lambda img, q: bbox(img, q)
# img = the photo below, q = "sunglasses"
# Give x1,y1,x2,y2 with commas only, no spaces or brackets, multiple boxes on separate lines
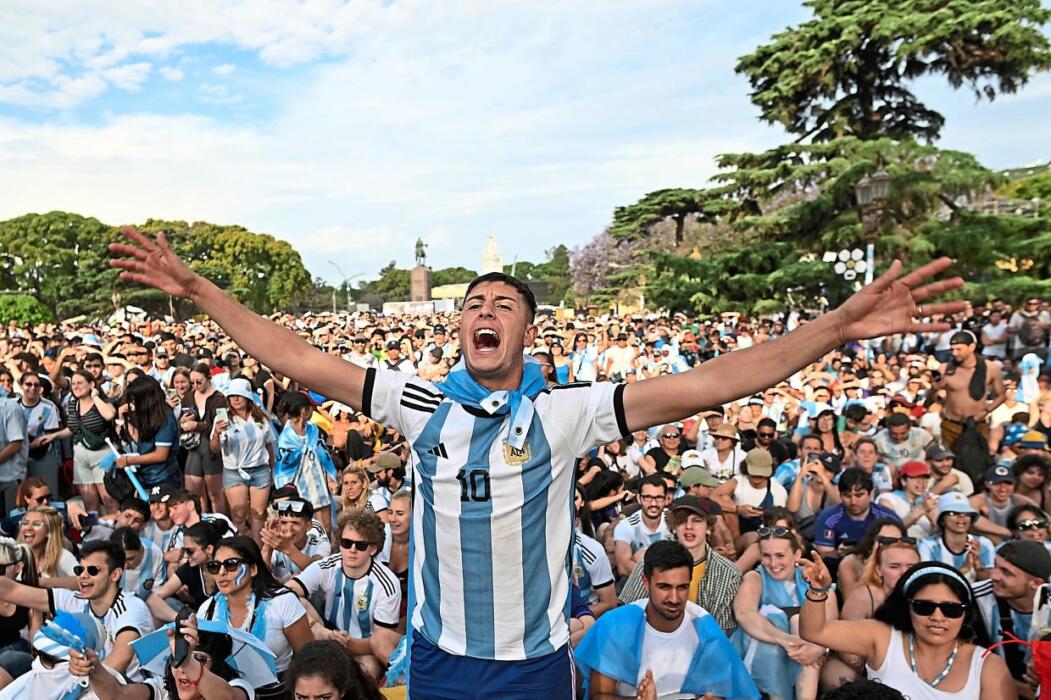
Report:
758,432,775,439
876,535,918,547
909,599,966,619
36,650,64,669
205,557,246,574
21,382,41,389
1015,518,1049,531
757,526,793,539
661,433,681,439
30,493,52,504
340,538,371,551
73,565,105,576
276,500,308,514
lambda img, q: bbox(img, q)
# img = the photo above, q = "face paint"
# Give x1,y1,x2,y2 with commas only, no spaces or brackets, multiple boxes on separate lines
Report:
234,564,248,587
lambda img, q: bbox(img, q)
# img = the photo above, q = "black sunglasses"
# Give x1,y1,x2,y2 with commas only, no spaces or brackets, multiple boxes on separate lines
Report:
205,557,246,574
36,650,64,669
1015,518,1049,532
73,565,104,576
876,535,918,547
340,538,371,551
909,599,966,619
757,432,776,439
757,526,793,539
32,493,52,503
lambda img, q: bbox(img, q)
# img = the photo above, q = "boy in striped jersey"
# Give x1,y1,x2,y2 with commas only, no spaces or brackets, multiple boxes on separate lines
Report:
262,496,331,582
114,228,965,698
288,508,400,679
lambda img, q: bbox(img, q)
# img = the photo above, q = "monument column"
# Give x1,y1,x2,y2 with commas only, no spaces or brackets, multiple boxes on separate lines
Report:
411,237,432,302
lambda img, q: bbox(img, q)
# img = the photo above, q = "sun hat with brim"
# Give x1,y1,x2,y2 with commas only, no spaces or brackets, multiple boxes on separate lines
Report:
937,492,977,520
709,424,739,441
224,377,256,402
679,467,720,489
103,356,132,369
743,449,773,478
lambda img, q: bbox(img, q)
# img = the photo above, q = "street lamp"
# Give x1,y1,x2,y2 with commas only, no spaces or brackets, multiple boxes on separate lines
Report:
327,261,362,312
854,167,892,284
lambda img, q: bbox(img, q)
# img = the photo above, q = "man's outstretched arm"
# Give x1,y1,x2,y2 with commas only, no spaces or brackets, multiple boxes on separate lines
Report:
110,228,367,411
621,258,965,433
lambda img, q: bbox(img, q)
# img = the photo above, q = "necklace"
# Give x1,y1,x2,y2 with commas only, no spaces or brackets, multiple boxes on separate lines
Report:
908,633,959,688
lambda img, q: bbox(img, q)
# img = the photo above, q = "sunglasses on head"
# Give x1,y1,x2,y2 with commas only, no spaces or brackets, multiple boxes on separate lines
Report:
909,599,966,619
876,535,918,547
73,565,104,577
340,538,371,551
205,557,246,574
276,500,307,514
1016,518,1049,531
757,526,793,539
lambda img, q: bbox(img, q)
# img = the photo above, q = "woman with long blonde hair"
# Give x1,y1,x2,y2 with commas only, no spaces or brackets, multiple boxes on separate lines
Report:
18,507,76,578
339,465,371,513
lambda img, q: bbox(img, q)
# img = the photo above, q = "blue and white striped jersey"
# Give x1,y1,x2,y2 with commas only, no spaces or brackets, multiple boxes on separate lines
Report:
918,534,996,581
365,368,625,660
121,539,165,600
292,554,400,639
20,397,59,440
613,510,670,554
573,531,614,606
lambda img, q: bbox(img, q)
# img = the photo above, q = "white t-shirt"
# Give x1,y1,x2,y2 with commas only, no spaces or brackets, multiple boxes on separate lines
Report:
699,446,745,482
733,477,788,509
982,320,1009,358
216,415,274,471
48,587,154,680
615,600,702,699
292,555,401,639
197,589,306,672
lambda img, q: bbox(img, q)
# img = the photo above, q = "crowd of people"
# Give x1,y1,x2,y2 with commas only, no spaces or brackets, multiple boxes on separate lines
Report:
1,238,1051,699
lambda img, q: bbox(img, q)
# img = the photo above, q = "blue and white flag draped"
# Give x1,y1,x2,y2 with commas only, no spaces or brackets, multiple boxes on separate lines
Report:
131,619,278,689
275,421,336,508
574,602,760,700
435,354,547,450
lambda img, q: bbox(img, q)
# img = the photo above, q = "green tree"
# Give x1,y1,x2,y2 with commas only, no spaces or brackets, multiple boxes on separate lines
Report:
357,261,411,303
0,294,53,325
431,266,478,287
736,0,1051,142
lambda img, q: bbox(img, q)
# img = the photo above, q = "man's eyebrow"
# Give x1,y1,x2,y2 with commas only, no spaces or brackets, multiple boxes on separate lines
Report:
465,294,518,304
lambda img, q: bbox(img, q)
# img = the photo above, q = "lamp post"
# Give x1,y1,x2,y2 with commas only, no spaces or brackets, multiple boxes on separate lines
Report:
854,167,892,284
327,261,362,312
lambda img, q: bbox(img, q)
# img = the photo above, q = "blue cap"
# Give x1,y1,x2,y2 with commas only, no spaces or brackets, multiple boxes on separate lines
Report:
937,491,977,519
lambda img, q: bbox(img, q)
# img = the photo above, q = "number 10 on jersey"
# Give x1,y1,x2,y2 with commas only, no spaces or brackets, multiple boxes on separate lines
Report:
457,469,491,502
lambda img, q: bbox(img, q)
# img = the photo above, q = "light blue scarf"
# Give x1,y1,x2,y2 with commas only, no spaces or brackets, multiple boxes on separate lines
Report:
212,589,270,643
435,354,547,449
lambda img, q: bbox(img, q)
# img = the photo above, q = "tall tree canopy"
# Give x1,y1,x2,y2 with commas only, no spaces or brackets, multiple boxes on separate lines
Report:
736,0,1051,142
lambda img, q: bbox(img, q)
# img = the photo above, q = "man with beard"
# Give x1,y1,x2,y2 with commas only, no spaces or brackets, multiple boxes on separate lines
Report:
111,228,962,698
613,474,669,577
576,540,758,699
935,330,1006,450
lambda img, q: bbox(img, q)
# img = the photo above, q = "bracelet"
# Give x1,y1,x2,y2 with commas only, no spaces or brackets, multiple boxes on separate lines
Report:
805,590,829,602
808,582,833,594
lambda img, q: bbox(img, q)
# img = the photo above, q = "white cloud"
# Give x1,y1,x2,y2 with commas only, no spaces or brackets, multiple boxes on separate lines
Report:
212,63,235,76
198,83,242,104
101,61,152,91
159,66,183,81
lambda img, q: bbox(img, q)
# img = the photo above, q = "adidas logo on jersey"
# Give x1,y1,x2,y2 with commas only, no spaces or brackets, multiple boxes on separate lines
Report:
426,443,449,459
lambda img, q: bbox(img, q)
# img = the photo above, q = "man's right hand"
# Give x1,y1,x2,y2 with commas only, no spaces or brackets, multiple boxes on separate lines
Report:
636,670,657,700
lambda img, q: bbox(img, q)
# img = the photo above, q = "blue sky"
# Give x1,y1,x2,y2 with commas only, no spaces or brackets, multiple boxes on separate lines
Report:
1,1,1048,285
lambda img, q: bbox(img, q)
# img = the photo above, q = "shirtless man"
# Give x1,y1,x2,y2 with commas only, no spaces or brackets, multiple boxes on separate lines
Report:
936,330,1006,450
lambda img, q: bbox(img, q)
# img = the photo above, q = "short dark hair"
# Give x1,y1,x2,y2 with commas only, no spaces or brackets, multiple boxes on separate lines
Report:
822,680,905,700
80,540,126,571
285,641,383,700
838,467,874,494
757,417,777,431
464,272,538,320
886,412,911,428
168,489,201,512
642,540,692,579
800,433,824,450
119,498,150,523
638,473,667,493
109,526,142,552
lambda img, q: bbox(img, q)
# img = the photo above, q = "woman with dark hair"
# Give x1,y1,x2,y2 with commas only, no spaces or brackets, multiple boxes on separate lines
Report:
182,364,228,516
274,393,337,528
118,375,182,489
148,520,226,622
813,408,845,458
285,640,384,700
570,333,597,382
1012,455,1051,512
48,370,117,513
800,559,1015,699
584,470,626,533
571,486,615,618
837,518,908,599
1005,503,1051,554
549,338,573,384
196,536,312,675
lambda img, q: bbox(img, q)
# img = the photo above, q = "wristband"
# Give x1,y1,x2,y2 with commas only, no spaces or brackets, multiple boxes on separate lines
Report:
808,582,833,594
805,590,829,602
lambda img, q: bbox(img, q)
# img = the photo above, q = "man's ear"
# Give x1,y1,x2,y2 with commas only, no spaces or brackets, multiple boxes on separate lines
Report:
522,323,538,348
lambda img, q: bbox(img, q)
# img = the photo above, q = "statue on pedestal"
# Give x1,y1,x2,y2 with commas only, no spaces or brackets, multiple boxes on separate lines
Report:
415,238,427,268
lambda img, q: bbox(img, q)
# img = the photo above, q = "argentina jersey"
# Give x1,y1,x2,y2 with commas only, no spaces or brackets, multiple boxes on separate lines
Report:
918,534,996,580
292,554,400,639
364,368,626,660
613,510,670,554
573,531,614,605
121,539,165,600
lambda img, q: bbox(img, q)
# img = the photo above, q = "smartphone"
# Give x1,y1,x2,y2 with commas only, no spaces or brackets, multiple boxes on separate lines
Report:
172,607,192,668
215,408,229,423
78,512,99,529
